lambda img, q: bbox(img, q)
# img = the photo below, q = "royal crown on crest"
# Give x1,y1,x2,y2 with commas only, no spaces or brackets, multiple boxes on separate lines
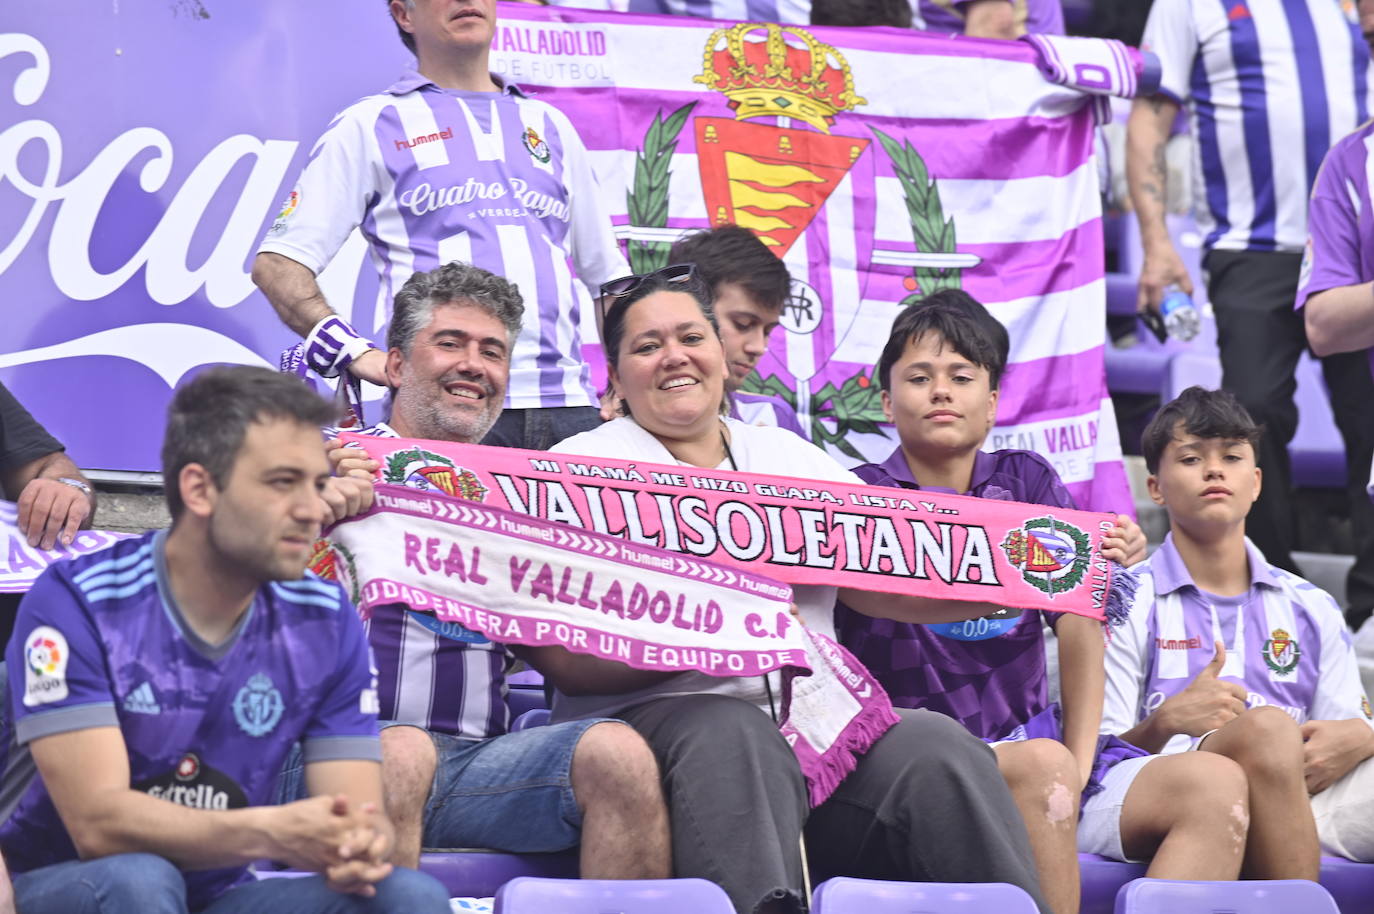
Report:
693,23,867,134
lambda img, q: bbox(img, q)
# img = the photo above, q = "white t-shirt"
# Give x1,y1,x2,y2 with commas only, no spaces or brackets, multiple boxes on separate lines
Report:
547,416,861,720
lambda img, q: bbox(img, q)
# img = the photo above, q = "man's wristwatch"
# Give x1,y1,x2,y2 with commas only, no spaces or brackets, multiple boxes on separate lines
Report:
56,477,92,496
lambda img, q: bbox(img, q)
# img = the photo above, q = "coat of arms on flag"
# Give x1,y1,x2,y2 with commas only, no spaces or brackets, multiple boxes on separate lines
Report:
620,22,981,459
1000,516,1091,597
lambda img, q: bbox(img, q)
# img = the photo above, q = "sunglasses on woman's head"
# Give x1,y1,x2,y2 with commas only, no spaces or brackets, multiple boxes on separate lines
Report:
599,263,696,303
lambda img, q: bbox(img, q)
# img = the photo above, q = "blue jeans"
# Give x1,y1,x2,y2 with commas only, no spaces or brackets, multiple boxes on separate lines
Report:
480,406,602,451
11,853,449,913
277,719,611,851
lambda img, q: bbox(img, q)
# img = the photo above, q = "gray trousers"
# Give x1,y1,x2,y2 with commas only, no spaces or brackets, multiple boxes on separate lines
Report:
617,695,1049,914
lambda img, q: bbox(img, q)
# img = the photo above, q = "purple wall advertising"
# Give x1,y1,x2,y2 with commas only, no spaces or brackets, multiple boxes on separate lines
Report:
2,4,409,471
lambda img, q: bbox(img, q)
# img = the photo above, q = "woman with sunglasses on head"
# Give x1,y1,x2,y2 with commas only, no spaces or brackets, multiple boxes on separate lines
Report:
532,266,1050,914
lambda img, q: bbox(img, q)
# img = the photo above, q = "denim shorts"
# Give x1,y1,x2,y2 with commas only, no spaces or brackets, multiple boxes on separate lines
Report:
276,719,613,853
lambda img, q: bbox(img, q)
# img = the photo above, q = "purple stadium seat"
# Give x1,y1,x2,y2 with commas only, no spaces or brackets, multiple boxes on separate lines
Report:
1162,349,1346,488
510,708,551,731
493,877,733,913
506,669,544,688
1291,355,1347,487
1106,273,1139,318
1319,856,1374,914
418,850,578,897
1079,854,1147,914
506,686,547,720
1113,878,1339,913
809,877,1039,912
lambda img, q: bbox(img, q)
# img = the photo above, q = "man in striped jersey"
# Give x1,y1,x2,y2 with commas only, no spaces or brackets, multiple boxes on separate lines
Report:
317,262,672,875
1103,387,1374,869
1297,0,1374,633
252,0,628,452
1127,0,1373,582
0,366,452,913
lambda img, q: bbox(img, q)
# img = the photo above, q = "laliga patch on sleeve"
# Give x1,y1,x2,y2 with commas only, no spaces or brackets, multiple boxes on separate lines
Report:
23,626,71,707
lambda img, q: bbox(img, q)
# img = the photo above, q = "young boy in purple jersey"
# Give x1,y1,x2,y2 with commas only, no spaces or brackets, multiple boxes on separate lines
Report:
1102,387,1374,868
668,226,808,439
837,291,1250,914
0,367,451,914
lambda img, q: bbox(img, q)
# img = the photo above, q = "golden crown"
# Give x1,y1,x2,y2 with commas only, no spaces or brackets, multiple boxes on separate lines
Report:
693,23,866,134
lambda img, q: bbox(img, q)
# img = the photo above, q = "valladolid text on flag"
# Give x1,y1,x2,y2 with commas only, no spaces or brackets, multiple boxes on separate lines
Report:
340,434,1119,621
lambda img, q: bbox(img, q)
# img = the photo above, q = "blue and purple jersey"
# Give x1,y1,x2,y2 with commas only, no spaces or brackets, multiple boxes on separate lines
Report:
0,532,380,908
835,447,1073,740
258,71,629,411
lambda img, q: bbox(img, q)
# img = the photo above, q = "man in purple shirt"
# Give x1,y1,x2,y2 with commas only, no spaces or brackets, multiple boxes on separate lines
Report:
0,366,451,913
253,0,628,451
314,262,671,876
666,226,809,440
1297,0,1374,632
1103,386,1374,866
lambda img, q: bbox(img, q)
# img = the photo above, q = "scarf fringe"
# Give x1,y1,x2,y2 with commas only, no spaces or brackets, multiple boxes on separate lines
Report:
804,701,901,808
1104,561,1137,628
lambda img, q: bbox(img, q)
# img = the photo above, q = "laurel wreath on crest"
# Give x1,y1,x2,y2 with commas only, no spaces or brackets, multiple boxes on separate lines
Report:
627,102,697,274
1020,517,1091,595
870,128,962,301
741,368,887,461
383,448,452,485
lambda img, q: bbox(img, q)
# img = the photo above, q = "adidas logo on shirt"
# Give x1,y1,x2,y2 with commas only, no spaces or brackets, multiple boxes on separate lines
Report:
123,682,161,715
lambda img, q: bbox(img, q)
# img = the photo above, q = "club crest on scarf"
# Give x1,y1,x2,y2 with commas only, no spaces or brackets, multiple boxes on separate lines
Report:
382,447,488,500
1000,516,1091,597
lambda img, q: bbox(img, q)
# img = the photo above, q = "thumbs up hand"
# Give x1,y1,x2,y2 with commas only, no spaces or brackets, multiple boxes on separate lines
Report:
1157,640,1251,738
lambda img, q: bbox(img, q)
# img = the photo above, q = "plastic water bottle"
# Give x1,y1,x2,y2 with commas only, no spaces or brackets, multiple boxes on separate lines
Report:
1160,285,1200,342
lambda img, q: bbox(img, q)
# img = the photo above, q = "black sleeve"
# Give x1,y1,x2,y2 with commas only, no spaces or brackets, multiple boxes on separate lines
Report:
0,381,64,475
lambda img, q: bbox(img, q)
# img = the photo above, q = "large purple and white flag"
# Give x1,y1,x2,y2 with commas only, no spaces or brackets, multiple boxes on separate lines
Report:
491,6,1129,510
1,3,1129,511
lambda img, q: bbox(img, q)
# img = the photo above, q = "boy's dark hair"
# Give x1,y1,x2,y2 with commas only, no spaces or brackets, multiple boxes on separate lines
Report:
811,0,913,27
668,226,791,314
389,0,416,55
1141,386,1263,474
161,366,336,521
876,289,1009,392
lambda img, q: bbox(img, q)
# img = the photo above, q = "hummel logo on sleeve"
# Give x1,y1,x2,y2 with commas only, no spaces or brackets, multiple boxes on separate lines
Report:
123,681,162,715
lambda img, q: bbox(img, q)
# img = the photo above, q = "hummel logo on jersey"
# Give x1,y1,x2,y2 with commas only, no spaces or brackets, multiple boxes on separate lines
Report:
395,126,454,152
123,682,161,715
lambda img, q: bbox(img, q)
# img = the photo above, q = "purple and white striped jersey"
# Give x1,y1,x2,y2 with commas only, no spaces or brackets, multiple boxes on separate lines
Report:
259,71,629,411
0,532,380,909
341,423,517,739
1142,0,1372,254
731,391,809,439
1102,533,1374,754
